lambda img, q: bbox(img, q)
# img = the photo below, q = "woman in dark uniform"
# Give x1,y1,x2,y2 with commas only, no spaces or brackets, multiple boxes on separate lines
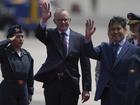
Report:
0,25,34,105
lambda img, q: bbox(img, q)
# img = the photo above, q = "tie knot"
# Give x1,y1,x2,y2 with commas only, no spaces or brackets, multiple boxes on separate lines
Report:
111,43,120,53
60,32,67,40
61,32,67,36
112,43,119,48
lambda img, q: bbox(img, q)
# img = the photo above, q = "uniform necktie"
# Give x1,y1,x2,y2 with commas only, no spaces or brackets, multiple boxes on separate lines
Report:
61,32,67,55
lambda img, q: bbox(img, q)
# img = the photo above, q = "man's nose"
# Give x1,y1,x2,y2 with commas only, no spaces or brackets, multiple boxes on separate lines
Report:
114,29,118,33
61,20,65,23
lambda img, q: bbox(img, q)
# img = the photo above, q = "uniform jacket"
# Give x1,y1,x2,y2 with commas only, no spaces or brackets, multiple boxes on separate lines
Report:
127,53,140,105
85,40,139,105
34,25,91,94
0,39,34,95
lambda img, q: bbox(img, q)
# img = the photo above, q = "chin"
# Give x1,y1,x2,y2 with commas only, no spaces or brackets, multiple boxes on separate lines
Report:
59,27,68,32
18,44,23,48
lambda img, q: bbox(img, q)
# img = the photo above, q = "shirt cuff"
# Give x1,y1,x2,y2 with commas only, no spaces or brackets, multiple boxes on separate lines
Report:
40,19,47,29
85,38,91,43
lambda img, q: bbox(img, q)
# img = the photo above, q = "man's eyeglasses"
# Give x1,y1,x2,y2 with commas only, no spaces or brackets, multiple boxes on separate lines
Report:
56,18,70,22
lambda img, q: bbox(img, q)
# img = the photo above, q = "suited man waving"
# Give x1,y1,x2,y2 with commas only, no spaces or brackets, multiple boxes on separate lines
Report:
84,17,140,105
34,1,91,105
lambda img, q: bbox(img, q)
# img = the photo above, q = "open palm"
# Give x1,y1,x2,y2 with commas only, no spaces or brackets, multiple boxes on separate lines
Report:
85,19,96,40
40,1,52,22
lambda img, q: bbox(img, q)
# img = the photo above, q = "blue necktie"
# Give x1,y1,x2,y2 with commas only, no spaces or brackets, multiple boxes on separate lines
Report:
112,43,119,64
61,32,67,55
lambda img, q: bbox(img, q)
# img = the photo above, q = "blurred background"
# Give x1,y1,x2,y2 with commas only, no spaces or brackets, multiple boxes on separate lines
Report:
0,0,140,105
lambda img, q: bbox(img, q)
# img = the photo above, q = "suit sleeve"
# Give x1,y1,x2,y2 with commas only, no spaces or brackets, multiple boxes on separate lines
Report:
27,53,34,95
35,24,49,45
84,40,101,60
80,36,92,91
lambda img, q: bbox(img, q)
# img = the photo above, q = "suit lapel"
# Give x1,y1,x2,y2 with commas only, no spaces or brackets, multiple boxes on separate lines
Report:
52,29,76,57
67,30,74,55
113,41,130,68
51,29,64,57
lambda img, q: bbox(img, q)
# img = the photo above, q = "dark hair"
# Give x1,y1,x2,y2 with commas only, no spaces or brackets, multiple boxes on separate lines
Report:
108,16,127,28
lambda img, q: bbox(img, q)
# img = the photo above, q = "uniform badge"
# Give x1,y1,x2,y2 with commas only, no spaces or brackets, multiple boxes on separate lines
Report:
15,27,20,32
129,69,135,73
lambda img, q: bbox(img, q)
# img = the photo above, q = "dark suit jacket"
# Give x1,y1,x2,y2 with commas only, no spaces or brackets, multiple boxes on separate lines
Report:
127,53,140,105
85,40,139,105
34,25,91,94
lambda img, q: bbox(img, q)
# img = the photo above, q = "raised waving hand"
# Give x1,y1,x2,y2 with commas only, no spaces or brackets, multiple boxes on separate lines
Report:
85,19,96,40
40,0,52,23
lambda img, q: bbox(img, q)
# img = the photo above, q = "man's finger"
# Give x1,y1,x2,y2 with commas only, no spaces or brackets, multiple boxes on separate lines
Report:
82,96,90,103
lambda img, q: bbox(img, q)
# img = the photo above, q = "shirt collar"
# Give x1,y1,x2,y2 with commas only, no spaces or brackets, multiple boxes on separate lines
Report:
112,37,126,46
58,28,70,36
118,37,126,46
8,45,28,56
